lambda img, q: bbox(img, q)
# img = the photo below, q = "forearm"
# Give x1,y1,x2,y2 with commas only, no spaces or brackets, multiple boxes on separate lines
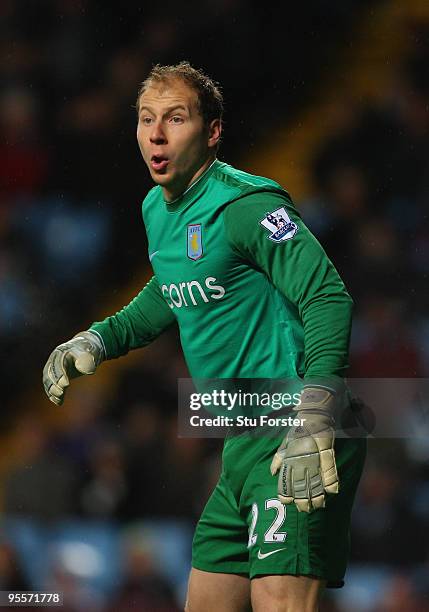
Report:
297,263,353,384
90,276,176,359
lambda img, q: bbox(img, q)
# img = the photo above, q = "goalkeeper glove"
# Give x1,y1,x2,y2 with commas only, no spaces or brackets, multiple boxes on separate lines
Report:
42,331,104,406
270,386,339,513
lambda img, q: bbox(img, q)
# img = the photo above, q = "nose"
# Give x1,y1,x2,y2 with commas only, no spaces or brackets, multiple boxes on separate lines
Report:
150,120,167,144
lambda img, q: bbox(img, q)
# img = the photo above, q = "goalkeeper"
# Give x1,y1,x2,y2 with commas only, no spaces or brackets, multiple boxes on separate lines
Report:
43,62,365,612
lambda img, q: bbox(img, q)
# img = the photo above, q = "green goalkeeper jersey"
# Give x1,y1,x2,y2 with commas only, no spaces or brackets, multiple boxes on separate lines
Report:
91,159,352,384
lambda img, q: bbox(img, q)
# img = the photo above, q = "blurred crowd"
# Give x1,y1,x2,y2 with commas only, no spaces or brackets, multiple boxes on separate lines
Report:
1,0,429,610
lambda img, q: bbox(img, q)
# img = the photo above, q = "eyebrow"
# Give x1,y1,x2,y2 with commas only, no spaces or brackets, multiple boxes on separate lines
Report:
139,104,188,116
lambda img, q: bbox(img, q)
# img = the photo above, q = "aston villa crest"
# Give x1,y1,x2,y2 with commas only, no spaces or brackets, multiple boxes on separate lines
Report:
260,207,298,242
187,224,203,260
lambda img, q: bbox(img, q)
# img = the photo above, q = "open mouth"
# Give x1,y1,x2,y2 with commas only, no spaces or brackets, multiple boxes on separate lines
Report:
151,155,169,172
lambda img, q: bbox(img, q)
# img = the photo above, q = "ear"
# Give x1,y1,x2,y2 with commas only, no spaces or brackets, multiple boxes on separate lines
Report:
208,118,222,148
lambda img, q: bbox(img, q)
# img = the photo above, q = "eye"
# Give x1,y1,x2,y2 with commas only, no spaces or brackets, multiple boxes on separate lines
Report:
140,116,153,125
170,115,184,124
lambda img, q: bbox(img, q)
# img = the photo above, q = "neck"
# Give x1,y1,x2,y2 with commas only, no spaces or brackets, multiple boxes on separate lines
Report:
163,155,216,202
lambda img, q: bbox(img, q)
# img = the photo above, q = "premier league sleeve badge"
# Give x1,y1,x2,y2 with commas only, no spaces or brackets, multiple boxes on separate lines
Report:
260,207,299,242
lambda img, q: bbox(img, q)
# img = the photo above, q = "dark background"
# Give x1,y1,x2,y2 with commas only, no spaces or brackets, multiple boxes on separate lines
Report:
1,1,429,610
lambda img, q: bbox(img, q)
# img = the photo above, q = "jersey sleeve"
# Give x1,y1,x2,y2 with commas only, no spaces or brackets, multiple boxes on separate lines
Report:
89,276,176,359
224,191,353,386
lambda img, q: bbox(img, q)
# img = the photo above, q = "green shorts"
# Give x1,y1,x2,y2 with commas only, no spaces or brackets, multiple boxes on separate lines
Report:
192,434,366,587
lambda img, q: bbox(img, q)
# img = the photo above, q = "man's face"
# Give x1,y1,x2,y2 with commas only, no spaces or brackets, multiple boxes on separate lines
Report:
136,78,219,200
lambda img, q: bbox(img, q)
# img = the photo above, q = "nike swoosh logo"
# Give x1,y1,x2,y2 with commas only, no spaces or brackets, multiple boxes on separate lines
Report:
257,548,285,560
149,250,159,262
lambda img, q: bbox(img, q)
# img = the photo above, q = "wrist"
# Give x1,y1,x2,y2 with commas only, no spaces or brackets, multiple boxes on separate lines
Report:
294,387,336,418
72,330,105,365
302,375,346,396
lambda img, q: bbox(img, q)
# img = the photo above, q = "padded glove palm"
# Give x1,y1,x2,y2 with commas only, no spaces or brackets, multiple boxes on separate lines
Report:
270,386,339,513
